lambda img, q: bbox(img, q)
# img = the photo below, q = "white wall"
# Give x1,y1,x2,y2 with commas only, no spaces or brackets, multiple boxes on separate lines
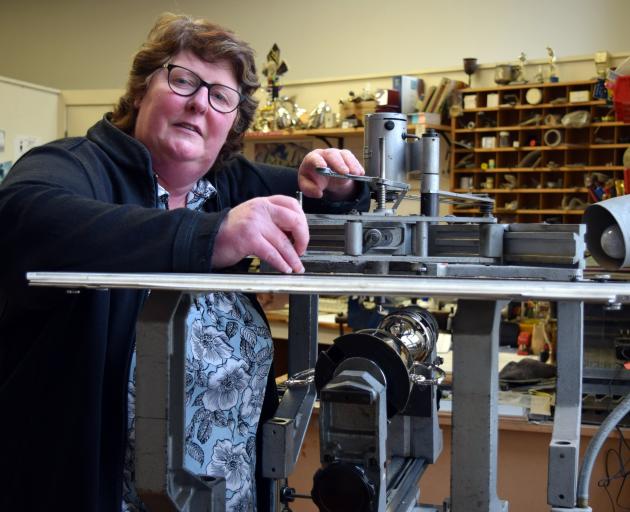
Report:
1,0,629,90
62,89,120,136
0,76,61,170
2,0,629,161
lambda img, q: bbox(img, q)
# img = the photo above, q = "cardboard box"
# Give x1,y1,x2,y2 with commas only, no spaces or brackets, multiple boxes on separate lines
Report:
482,136,497,149
569,90,590,103
486,93,499,107
463,94,477,109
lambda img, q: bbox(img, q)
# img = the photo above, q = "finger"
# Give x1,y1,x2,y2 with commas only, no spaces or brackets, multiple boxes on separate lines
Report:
300,149,328,171
319,148,365,177
297,151,328,198
319,148,350,174
260,229,305,274
338,149,365,176
300,148,364,176
314,149,364,199
266,201,310,255
265,194,304,213
298,171,327,199
297,149,364,198
256,236,293,273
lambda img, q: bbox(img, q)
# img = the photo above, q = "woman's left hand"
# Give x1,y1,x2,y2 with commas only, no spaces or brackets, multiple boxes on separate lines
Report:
298,148,365,201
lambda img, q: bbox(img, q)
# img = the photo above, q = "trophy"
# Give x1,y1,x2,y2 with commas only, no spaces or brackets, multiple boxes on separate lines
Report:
256,44,289,131
514,52,528,83
546,46,558,82
463,58,479,87
262,43,288,101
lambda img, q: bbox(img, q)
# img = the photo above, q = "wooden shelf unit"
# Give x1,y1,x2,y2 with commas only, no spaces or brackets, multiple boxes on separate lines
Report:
451,79,629,223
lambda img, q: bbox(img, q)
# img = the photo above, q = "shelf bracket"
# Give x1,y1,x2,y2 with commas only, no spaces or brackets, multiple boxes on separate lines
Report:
311,135,344,149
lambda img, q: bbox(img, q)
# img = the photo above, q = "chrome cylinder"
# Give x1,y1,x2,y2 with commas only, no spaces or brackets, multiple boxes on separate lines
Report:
420,130,440,217
419,131,440,194
413,220,430,257
363,112,407,185
344,220,363,256
376,305,439,364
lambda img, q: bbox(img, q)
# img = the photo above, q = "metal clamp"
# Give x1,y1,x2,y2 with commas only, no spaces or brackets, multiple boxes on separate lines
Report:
285,368,315,388
409,362,446,386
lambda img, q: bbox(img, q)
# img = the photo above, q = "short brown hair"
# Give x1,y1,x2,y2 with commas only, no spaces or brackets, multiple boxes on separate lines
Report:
111,12,259,170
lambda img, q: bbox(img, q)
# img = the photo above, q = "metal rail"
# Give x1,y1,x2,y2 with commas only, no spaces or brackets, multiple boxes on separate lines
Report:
27,271,630,303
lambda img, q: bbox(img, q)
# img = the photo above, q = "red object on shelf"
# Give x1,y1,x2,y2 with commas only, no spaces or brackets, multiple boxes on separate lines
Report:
517,331,532,355
613,75,630,123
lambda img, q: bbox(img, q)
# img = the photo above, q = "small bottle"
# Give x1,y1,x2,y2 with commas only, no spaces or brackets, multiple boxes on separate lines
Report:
499,131,510,147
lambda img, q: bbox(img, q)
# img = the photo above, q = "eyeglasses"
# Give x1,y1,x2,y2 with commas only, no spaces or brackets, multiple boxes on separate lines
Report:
162,63,244,114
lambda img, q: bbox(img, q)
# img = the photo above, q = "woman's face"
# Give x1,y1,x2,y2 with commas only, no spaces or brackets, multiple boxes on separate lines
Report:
133,50,239,189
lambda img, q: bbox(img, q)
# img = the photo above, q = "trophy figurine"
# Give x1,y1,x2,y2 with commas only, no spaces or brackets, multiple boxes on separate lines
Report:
262,43,288,101
463,57,479,87
546,46,558,82
513,52,528,83
256,44,289,131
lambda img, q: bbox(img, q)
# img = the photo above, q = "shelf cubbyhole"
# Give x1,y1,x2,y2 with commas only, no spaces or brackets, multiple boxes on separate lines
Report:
564,127,589,145
589,148,615,167
592,126,615,145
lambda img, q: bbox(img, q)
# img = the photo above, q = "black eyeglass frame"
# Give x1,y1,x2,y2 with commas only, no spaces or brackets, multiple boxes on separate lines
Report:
161,63,244,114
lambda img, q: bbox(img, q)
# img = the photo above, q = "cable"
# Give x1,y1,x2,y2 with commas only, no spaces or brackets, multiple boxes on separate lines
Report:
578,393,630,507
613,427,630,510
597,428,630,511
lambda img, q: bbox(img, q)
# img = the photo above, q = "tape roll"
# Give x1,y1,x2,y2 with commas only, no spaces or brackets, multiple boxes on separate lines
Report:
543,129,562,147
466,121,476,129
526,88,542,105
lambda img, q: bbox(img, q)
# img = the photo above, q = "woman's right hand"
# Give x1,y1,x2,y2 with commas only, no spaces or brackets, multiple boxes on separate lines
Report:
211,195,308,273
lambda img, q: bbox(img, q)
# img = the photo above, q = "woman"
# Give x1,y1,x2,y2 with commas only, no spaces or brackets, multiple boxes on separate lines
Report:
0,13,369,512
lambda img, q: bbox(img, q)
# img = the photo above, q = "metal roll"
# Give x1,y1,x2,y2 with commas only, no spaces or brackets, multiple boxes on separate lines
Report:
543,129,562,147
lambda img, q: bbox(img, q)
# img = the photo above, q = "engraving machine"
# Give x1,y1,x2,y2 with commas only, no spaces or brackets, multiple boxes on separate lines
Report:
304,112,584,282
26,114,630,512
289,112,588,512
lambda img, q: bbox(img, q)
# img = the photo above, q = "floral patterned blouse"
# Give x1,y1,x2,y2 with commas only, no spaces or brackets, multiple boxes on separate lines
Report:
123,179,274,512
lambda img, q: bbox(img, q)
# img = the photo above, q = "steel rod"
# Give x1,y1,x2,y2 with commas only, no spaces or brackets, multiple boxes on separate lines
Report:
27,272,630,303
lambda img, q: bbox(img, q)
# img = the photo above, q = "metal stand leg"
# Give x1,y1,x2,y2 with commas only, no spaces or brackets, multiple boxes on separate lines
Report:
261,294,319,507
288,294,319,374
135,290,226,512
548,301,584,510
450,299,507,512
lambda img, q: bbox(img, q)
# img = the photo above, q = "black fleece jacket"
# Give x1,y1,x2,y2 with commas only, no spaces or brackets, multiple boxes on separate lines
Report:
0,116,369,511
